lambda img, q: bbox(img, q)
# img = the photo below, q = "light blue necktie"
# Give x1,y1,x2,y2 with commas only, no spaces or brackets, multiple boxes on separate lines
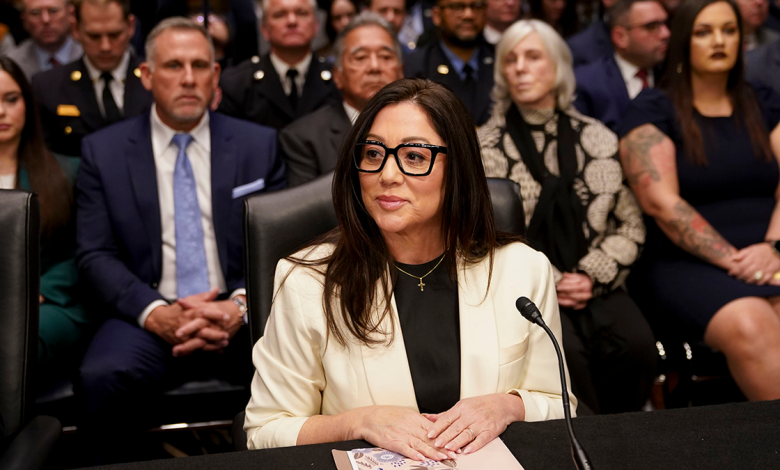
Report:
172,133,210,299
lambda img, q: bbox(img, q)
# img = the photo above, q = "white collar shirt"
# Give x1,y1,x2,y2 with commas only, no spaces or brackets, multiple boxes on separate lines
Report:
483,25,502,45
137,104,228,326
343,101,360,125
83,50,130,117
614,52,654,100
269,52,312,97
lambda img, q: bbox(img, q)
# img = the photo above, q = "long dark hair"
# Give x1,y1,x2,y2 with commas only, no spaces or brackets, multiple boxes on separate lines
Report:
0,57,72,238
659,0,772,166
292,79,517,347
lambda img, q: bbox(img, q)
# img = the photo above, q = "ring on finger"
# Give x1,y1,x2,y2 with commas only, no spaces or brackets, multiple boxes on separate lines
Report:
466,427,475,442
755,271,764,281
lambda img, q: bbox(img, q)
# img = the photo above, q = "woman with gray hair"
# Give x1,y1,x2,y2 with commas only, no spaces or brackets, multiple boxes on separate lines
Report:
478,19,656,415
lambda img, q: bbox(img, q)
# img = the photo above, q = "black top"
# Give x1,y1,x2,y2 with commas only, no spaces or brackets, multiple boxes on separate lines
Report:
393,255,460,414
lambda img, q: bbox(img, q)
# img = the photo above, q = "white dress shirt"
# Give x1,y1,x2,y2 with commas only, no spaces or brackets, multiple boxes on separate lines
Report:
138,105,230,327
343,101,359,125
83,50,130,118
0,173,16,189
614,52,654,100
483,25,503,45
269,52,311,97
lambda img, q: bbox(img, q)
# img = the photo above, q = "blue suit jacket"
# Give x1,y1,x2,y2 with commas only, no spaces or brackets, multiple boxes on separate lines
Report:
76,111,286,323
746,40,780,98
567,21,613,68
573,55,630,132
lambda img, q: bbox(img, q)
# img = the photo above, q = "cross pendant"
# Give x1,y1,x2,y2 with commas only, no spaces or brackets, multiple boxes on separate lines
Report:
418,279,425,291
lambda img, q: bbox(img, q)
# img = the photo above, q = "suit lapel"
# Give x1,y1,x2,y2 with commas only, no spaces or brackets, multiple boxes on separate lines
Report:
68,59,105,131
606,56,630,110
329,104,352,159
457,259,500,398
209,113,235,279
362,292,420,410
125,115,162,275
258,55,295,121
299,60,333,116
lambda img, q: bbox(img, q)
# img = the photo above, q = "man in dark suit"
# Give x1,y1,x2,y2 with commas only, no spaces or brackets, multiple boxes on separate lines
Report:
574,0,669,131
747,38,780,96
280,12,403,187
566,0,618,67
32,0,153,157
75,17,285,463
217,0,340,130
404,0,495,126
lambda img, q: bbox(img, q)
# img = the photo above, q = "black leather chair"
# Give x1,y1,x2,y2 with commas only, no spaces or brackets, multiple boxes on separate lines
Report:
233,176,525,450
0,190,61,470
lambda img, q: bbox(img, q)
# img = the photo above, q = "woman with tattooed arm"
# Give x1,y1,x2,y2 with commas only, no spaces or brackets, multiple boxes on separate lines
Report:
618,0,780,400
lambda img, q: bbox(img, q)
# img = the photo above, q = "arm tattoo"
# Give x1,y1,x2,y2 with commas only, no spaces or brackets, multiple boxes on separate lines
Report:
660,200,735,261
623,127,664,187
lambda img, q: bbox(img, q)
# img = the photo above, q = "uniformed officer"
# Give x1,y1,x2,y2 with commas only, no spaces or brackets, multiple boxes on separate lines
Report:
31,0,153,157
403,0,495,126
217,0,340,131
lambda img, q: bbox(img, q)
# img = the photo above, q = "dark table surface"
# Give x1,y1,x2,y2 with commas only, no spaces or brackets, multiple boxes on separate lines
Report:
94,400,780,469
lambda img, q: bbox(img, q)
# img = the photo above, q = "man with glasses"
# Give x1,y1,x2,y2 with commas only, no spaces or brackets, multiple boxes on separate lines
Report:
280,13,403,187
7,0,83,81
404,0,494,126
573,0,669,131
32,0,152,157
218,0,339,130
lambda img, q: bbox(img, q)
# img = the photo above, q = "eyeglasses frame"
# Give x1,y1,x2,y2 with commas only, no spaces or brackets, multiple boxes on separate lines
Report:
353,140,448,177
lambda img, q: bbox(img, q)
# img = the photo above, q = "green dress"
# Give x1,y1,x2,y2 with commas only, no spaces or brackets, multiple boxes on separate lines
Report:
19,155,95,377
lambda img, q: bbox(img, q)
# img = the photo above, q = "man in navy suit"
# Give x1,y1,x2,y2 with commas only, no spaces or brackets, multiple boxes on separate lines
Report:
573,0,669,131
75,17,285,463
566,0,618,67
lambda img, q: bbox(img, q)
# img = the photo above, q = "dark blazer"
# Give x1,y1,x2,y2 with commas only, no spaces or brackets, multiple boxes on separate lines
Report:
76,111,286,323
217,53,341,131
747,40,780,97
573,55,630,132
32,54,153,157
404,39,495,126
279,101,351,187
567,20,613,68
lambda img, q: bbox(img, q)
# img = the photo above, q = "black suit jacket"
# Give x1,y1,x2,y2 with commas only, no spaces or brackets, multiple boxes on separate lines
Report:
747,40,780,97
567,20,613,68
279,102,351,187
403,40,495,126
217,53,341,131
32,54,153,157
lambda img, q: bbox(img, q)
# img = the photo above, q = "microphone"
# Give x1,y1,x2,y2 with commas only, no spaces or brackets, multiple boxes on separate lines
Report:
515,296,593,470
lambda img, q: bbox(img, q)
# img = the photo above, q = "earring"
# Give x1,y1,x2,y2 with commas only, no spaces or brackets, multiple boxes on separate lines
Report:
677,63,683,74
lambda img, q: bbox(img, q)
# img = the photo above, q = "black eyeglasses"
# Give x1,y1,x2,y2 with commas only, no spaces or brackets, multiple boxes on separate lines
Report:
625,19,669,34
354,140,447,176
440,1,488,13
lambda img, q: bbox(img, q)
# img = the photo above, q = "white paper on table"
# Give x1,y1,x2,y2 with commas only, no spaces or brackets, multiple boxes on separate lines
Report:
331,437,524,469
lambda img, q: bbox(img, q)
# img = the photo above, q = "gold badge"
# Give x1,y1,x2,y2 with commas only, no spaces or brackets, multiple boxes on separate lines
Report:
64,126,72,135
56,105,80,117
251,55,260,64
254,70,265,80
483,56,494,65
134,68,141,78
437,65,449,75
321,70,332,81
70,70,82,81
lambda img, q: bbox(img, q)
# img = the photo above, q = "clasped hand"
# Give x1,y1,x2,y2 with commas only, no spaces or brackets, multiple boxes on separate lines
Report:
556,272,593,310
728,243,780,286
144,288,243,356
359,394,523,461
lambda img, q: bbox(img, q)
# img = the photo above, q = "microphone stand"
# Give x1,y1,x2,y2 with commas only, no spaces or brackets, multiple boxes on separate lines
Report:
516,297,593,470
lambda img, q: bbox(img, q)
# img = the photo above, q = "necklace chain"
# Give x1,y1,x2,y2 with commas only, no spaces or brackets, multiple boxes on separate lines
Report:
395,254,446,292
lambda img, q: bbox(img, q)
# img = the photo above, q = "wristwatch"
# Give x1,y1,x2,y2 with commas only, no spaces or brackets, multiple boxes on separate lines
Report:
769,240,780,258
233,297,248,325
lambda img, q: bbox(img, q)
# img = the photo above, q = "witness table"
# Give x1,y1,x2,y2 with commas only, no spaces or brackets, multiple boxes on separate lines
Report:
92,401,780,469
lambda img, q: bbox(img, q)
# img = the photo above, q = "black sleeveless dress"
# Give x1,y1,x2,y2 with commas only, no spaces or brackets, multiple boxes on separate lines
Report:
617,84,780,339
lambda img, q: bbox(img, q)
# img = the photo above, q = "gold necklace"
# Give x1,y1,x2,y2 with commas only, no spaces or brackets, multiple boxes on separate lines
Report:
395,254,446,292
